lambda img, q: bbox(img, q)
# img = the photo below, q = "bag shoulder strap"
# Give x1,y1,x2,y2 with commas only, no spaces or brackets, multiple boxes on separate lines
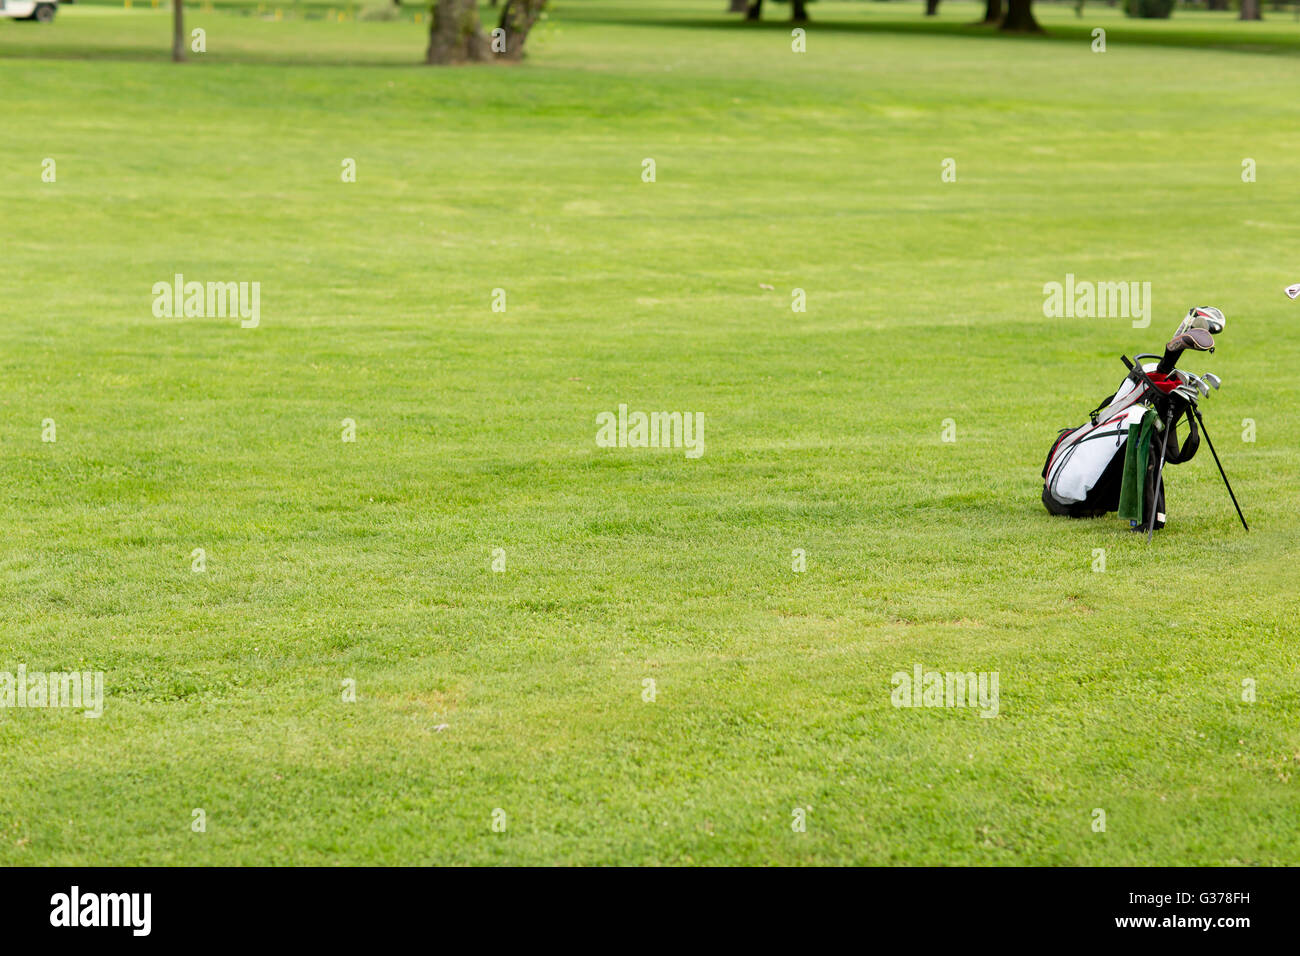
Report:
1164,408,1200,464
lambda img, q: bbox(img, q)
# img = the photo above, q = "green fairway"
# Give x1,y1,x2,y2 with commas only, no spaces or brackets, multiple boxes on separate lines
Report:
2,0,1299,865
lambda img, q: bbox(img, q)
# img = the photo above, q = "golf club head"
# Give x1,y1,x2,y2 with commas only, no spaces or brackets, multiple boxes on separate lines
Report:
1286,283,1300,300
1204,373,1221,390
1174,306,1226,337
1179,371,1211,398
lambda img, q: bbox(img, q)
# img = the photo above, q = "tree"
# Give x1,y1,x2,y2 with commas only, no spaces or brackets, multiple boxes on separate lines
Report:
1000,0,1041,30
173,0,185,63
427,0,489,63
1240,0,1262,18
925,0,940,14
728,0,748,12
977,0,1002,22
497,0,547,59
425,0,545,64
746,0,810,19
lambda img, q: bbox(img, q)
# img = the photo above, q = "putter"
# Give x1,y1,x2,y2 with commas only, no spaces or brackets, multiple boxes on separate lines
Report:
1191,408,1249,532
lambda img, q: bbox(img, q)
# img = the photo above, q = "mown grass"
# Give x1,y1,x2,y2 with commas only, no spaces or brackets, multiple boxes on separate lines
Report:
0,1,1298,864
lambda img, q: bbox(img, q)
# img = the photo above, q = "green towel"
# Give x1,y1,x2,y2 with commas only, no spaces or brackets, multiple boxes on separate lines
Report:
1119,409,1158,523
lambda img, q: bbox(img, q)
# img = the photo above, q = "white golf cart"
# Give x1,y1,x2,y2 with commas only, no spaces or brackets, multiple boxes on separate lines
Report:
0,0,60,22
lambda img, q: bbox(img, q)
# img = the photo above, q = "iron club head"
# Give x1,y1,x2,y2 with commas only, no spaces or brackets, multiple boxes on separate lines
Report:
1180,371,1211,398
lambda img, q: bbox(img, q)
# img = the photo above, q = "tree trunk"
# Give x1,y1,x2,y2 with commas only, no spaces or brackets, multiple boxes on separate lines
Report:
792,0,808,19
1000,0,1041,31
1207,0,1227,8
426,0,490,63
497,0,545,59
745,0,762,20
925,0,940,14
979,0,1002,22
728,0,747,11
172,0,185,62
1239,0,1261,18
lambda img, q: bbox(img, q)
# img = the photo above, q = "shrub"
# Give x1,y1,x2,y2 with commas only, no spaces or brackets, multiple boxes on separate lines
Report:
359,3,399,21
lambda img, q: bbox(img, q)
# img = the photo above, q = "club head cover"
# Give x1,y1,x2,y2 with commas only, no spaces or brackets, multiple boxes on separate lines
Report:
1157,328,1214,373
1175,327,1216,352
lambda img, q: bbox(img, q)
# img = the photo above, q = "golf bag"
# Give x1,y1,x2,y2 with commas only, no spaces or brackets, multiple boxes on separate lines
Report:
1042,362,1199,528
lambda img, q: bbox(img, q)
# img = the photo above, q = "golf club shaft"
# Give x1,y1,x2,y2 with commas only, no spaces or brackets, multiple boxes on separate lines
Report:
1146,404,1175,541
1193,409,1249,532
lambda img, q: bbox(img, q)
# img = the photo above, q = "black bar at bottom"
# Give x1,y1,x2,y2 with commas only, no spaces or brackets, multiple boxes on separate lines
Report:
0,866,1280,941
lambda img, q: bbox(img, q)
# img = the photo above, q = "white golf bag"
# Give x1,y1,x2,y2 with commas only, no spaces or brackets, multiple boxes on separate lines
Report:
1043,310,1236,533
1042,362,1197,524
1042,374,1149,516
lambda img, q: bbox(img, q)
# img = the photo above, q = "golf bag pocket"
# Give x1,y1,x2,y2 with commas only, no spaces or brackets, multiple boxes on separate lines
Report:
1042,407,1147,517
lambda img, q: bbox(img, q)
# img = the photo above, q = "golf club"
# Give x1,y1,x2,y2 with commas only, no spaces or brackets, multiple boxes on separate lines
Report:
1146,400,1178,541
1174,306,1227,337
1178,371,1211,398
1156,327,1215,374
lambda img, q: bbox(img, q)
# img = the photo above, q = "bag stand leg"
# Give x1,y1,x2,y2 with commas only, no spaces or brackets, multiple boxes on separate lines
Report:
1192,408,1249,532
